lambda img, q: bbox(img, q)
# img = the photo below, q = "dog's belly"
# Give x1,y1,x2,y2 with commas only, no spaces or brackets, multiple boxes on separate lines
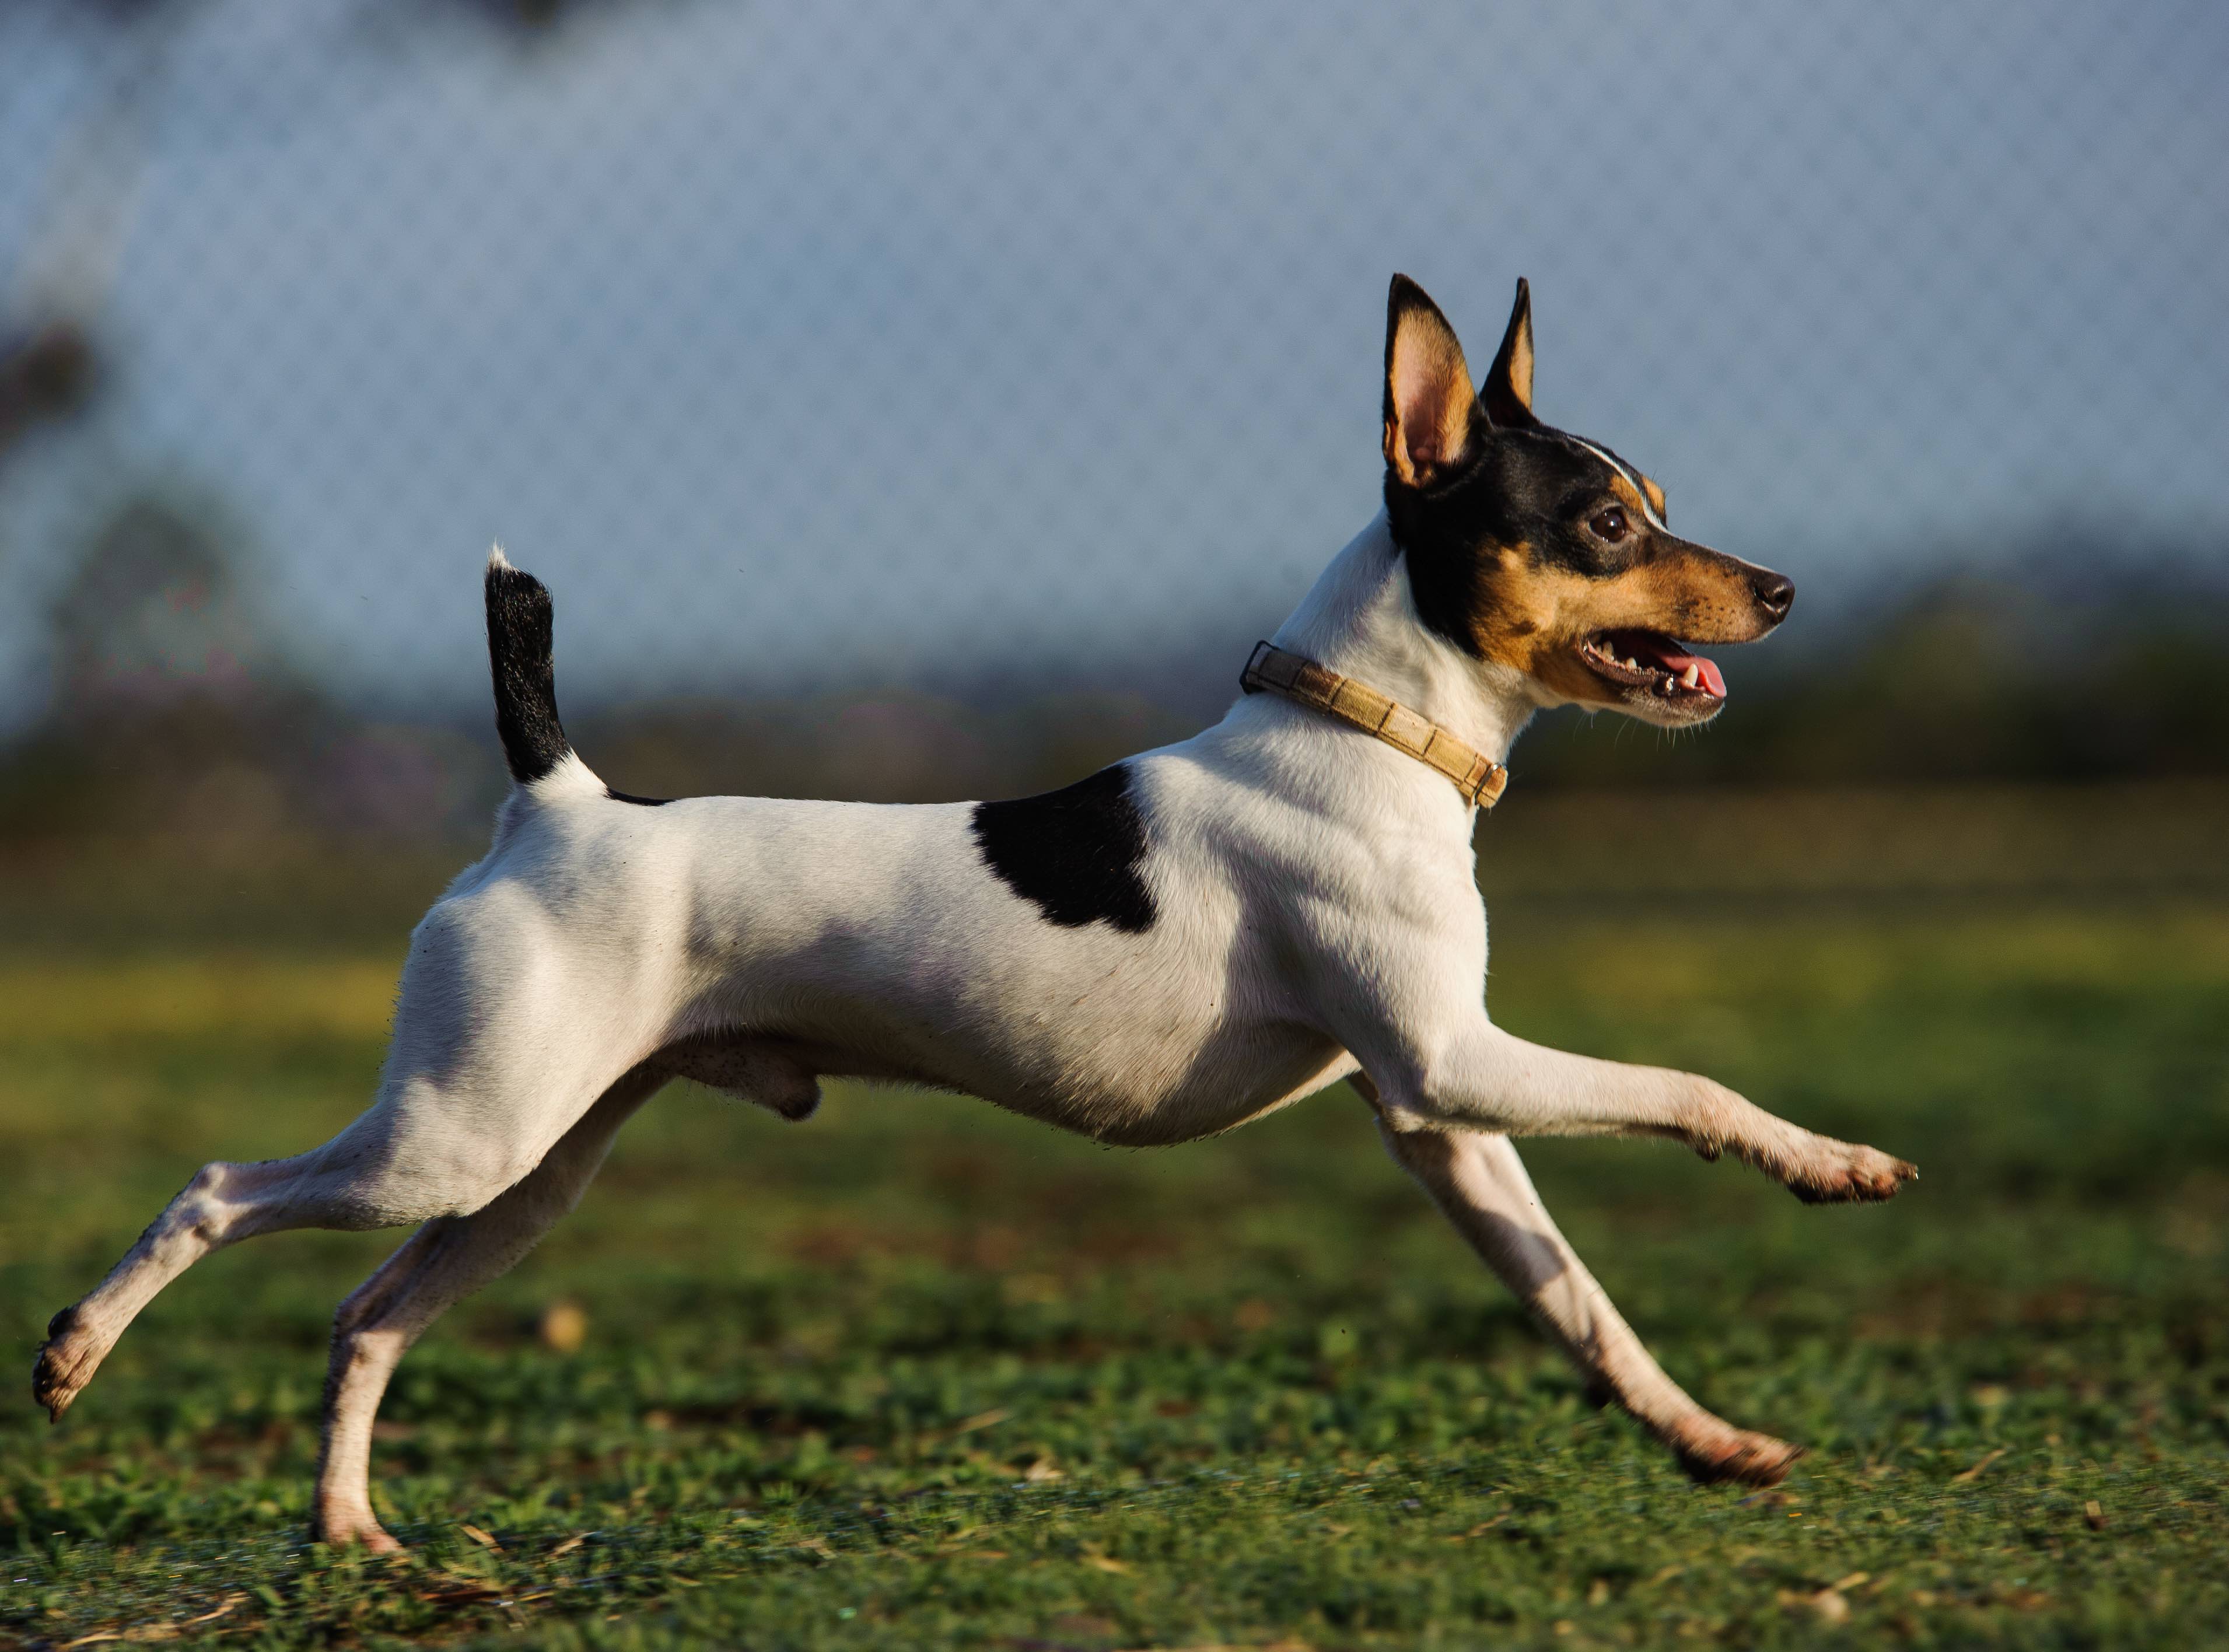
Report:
665,1010,1356,1147
677,895,1355,1143
913,1006,1352,1146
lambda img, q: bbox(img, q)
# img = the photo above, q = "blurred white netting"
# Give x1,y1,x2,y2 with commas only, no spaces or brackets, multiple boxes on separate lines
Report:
0,0,2223,737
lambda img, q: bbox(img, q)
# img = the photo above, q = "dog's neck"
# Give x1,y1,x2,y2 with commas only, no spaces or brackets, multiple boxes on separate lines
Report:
1269,513,1539,767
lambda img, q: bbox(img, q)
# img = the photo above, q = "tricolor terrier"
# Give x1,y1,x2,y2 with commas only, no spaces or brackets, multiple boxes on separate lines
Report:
35,276,1915,1549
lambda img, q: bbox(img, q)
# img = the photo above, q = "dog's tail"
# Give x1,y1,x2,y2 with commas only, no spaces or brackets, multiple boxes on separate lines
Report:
484,546,597,792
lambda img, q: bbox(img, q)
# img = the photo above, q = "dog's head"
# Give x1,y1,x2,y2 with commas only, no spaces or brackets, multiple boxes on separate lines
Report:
1381,275,1792,726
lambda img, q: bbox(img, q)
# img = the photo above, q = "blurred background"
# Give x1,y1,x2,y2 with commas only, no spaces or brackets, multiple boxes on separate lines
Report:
5,12,2228,1633
1,0,2223,925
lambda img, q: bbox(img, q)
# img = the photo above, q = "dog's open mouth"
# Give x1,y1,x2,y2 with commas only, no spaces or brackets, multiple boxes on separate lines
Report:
1580,629,1727,704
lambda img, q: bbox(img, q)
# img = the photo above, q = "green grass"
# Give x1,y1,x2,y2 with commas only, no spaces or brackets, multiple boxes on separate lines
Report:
4,883,2227,1647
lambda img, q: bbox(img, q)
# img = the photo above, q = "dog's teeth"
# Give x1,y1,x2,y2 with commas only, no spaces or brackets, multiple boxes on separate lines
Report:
1622,656,1639,671
1681,663,1701,690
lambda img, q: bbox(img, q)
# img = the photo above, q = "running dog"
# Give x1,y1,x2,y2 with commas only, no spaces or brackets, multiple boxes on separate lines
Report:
34,276,1915,1549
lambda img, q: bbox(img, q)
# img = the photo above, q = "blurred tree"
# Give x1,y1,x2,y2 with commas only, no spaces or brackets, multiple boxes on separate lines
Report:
359,0,697,52
0,490,331,842
48,494,303,725
0,320,97,468
0,0,190,469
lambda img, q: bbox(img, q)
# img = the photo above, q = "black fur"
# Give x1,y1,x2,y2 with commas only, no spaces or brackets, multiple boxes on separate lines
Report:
606,788,670,807
484,559,572,785
971,765,1157,933
1389,427,1658,653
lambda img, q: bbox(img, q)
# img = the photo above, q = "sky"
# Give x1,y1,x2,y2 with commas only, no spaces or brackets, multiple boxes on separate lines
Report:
1,0,2224,728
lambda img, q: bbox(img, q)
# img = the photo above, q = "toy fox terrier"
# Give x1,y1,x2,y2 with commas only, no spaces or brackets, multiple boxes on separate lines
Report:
36,276,1915,1549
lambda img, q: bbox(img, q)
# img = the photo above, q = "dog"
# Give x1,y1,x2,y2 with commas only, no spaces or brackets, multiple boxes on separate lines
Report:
33,275,1915,1549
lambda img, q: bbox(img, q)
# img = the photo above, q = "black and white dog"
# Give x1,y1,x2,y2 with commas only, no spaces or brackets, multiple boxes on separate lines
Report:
35,276,1915,1549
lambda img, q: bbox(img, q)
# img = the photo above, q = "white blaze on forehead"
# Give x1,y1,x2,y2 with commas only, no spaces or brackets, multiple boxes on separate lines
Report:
1574,439,1668,533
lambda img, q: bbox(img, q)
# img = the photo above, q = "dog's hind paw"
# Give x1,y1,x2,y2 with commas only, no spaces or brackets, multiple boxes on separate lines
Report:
1787,1139,1917,1205
30,1305,102,1423
1677,1429,1804,1487
313,1504,404,1554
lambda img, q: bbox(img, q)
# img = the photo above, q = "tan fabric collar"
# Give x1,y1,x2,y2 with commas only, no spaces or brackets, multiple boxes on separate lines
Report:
1241,640,1510,808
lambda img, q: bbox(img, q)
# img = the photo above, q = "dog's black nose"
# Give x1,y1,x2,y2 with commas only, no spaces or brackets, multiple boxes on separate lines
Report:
1752,571,1795,620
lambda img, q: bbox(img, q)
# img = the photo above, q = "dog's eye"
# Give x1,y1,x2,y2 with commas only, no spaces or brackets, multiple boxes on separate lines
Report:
1589,506,1630,544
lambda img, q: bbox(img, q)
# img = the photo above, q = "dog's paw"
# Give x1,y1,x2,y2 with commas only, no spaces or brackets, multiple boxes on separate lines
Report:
1787,1139,1918,1205
31,1305,103,1422
1676,1429,1804,1488
313,1503,404,1554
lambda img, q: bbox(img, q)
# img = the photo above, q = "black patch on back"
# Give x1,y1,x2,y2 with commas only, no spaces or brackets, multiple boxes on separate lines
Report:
605,788,670,806
971,764,1157,933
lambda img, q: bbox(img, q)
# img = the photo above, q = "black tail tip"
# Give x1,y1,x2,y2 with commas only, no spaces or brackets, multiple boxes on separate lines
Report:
484,545,551,610
484,545,569,785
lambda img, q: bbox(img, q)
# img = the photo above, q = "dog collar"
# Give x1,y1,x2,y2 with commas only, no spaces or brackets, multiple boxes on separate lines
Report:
1240,640,1510,808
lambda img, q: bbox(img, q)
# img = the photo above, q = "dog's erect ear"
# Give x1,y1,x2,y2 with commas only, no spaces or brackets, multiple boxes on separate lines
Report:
1383,275,1479,488
1480,277,1539,430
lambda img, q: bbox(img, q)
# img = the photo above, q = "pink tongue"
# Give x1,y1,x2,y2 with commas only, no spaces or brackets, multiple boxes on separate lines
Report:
1633,635,1727,696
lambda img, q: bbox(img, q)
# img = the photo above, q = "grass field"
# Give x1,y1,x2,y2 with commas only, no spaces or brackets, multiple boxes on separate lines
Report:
4,786,2227,1648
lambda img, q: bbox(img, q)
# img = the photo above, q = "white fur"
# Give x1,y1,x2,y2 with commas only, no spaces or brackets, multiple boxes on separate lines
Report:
37,512,1912,1546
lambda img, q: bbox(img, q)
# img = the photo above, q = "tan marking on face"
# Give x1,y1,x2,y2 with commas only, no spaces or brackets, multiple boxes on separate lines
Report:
1573,439,1670,533
1463,539,1775,706
1603,471,1654,522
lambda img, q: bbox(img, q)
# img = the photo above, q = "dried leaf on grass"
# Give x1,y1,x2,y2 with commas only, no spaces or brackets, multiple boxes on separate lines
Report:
1779,1586,1850,1624
416,1580,506,1607
1951,1447,2008,1483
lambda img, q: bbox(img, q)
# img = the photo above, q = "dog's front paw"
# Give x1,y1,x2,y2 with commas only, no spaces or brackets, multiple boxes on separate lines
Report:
1787,1139,1917,1205
1676,1427,1804,1487
31,1305,103,1422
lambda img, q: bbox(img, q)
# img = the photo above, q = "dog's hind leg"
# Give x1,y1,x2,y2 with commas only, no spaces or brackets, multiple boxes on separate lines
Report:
1375,1115,1802,1486
311,1069,661,1551
31,1138,430,1427
32,1047,611,1426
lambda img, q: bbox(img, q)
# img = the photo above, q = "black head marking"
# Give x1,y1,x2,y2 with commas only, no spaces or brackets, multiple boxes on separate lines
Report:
1390,424,1673,653
971,764,1157,933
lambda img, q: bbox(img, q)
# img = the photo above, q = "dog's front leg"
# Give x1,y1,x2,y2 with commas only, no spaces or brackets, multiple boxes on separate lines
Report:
1369,1106,1798,1484
1366,1018,1915,1203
